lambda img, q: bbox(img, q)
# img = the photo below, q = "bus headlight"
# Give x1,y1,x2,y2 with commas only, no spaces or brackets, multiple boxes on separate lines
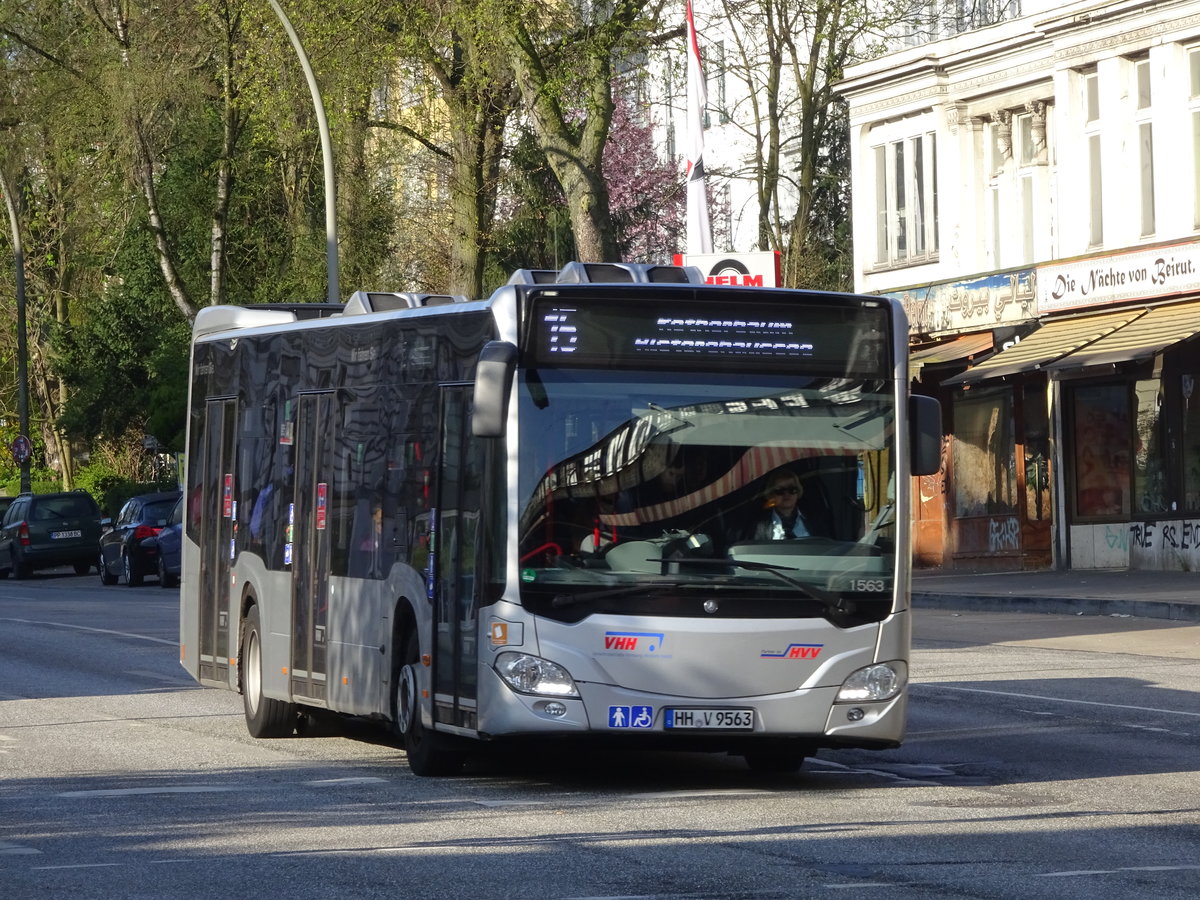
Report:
835,661,907,703
495,652,579,697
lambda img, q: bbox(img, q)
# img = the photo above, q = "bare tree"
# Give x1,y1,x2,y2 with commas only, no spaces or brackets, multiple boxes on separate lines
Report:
500,0,659,262
711,0,927,287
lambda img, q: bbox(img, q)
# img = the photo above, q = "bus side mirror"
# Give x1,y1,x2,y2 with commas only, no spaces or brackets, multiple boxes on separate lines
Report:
909,395,942,476
473,341,518,437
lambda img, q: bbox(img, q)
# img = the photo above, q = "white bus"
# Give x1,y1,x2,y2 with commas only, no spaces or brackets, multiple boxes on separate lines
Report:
180,262,941,775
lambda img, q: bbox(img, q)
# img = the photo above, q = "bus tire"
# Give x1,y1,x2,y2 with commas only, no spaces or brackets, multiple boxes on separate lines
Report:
742,742,810,775
241,605,297,738
395,631,464,776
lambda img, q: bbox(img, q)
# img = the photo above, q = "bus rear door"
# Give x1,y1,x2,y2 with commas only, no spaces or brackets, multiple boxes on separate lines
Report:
290,391,334,705
198,398,237,685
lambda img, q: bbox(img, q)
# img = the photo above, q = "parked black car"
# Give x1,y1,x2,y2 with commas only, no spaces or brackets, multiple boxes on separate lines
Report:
99,490,181,586
153,495,184,589
0,491,104,579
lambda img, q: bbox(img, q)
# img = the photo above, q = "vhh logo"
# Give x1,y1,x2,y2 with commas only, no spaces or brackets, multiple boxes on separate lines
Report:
603,631,664,653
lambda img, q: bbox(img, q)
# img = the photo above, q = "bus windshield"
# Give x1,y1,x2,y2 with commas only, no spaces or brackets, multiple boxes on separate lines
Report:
516,368,897,620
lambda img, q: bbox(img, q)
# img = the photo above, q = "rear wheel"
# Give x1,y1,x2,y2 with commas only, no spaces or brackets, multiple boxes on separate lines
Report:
123,553,143,587
99,553,118,586
241,605,297,738
73,561,91,576
12,550,31,580
394,631,464,776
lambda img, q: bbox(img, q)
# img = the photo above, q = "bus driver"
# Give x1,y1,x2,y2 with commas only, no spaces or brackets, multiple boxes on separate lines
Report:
751,468,810,540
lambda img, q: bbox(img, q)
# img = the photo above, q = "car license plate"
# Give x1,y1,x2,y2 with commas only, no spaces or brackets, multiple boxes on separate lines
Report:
664,708,754,730
50,530,82,539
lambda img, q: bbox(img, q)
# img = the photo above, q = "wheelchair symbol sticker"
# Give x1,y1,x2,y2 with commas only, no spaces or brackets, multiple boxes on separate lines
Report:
609,705,654,728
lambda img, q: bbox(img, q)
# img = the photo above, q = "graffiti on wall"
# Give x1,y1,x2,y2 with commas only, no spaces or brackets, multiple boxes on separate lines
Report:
1087,519,1200,570
988,516,1020,552
1104,524,1130,551
1130,520,1200,551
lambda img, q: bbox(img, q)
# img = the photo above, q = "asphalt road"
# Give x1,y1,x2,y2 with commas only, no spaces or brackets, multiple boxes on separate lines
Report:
1,571,1198,899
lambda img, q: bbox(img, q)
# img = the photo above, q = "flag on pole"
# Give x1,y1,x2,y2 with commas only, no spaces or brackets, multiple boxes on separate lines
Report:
685,0,713,254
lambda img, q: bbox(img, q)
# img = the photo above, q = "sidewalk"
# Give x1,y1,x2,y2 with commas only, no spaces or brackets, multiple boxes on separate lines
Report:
911,567,1200,622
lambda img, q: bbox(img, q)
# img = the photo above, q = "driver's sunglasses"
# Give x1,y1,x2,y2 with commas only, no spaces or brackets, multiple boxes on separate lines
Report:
770,486,800,496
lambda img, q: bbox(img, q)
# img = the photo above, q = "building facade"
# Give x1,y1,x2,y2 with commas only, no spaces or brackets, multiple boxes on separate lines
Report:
840,1,1200,571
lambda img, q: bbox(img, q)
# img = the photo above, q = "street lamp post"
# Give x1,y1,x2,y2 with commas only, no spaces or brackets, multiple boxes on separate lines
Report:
268,0,340,304
0,167,32,494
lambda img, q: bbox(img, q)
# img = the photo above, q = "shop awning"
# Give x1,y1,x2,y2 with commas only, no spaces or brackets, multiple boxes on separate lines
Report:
908,332,995,380
942,307,1145,386
1043,299,1200,372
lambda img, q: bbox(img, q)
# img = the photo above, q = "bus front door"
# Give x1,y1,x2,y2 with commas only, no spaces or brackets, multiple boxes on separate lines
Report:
290,392,334,705
199,398,237,686
433,385,485,732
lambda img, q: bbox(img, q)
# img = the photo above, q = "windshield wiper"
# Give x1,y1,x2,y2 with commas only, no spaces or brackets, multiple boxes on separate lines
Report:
674,558,852,616
551,583,688,608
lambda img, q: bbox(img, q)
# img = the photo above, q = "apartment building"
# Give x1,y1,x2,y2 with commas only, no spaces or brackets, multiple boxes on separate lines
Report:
840,1,1200,571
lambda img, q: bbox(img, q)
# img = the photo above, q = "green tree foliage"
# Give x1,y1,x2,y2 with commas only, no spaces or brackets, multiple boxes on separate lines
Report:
0,0,875,489
54,234,191,450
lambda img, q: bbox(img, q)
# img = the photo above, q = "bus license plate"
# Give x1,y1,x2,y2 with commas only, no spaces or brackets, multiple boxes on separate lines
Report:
51,530,82,539
664,708,754,730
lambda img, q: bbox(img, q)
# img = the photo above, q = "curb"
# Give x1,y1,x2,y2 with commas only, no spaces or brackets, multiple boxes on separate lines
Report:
912,591,1200,623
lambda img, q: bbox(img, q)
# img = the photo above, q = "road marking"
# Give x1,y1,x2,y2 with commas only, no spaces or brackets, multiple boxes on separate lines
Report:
58,785,244,798
918,683,1200,718
1039,864,1200,877
474,799,549,807
0,841,41,855
824,884,892,890
0,617,177,646
33,863,124,870
304,777,388,786
809,757,944,786
629,789,770,800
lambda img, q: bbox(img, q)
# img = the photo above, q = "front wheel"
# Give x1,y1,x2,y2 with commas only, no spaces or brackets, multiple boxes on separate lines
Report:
241,605,297,738
158,556,178,589
741,741,811,775
394,631,464,776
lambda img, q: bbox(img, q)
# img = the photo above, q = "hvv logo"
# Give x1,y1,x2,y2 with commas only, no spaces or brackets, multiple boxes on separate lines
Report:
761,643,823,659
602,631,666,653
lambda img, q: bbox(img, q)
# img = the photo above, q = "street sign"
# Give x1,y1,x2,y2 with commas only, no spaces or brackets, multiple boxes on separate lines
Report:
10,434,32,465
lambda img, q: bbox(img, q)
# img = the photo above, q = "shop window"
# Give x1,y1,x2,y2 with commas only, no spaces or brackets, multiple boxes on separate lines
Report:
1023,384,1050,522
1183,374,1200,510
1071,384,1131,518
1133,379,1167,513
952,389,1017,517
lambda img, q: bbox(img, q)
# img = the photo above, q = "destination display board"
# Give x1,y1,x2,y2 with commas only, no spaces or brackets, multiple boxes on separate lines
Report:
527,294,891,375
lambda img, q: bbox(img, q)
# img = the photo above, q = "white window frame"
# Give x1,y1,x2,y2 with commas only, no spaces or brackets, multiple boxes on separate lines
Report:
1083,70,1103,247
1134,58,1155,237
1190,48,1200,230
872,131,938,269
